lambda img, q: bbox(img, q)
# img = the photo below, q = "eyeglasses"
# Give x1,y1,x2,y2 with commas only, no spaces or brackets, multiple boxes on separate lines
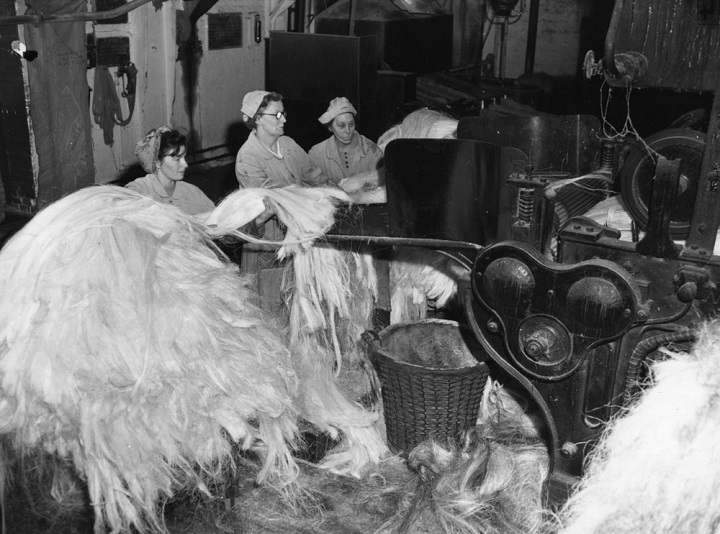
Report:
259,110,287,120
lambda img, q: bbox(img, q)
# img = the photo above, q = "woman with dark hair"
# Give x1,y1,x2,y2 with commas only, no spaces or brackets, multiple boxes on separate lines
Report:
309,97,382,186
127,127,215,215
235,90,326,189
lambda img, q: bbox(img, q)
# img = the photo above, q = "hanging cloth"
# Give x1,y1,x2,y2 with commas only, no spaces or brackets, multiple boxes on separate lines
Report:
92,65,133,146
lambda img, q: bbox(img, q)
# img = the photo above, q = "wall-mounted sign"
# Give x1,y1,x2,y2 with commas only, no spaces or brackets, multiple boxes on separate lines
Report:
208,13,244,50
96,37,130,67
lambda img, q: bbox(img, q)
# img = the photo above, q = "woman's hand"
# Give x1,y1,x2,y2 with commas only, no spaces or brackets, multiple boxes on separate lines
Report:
301,165,328,186
254,198,276,226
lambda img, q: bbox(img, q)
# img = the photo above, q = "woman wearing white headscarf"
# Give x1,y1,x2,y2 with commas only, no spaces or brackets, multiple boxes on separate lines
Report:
234,90,331,277
235,90,326,189
309,97,382,186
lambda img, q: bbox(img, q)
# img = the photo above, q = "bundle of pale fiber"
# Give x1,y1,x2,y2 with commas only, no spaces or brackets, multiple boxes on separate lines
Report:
390,246,466,324
0,186,300,533
204,185,350,257
554,321,720,534
206,186,389,476
377,108,458,152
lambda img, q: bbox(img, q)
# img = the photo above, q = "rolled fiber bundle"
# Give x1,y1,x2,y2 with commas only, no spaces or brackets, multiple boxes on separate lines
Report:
0,186,301,533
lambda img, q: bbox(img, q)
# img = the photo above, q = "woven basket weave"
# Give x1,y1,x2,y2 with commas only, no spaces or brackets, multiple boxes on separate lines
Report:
363,319,489,454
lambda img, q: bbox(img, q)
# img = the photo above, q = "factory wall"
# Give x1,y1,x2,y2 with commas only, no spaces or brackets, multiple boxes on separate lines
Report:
85,0,267,183
3,0,602,208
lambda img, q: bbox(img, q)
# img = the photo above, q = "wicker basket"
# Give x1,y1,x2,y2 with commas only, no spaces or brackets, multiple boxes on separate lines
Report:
363,319,489,454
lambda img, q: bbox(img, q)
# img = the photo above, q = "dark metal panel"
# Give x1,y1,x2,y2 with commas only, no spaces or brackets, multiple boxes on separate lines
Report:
267,31,378,148
267,31,377,103
458,112,603,176
315,12,453,75
384,138,503,246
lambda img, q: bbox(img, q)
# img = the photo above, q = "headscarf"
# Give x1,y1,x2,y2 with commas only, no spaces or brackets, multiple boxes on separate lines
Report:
242,90,271,118
134,126,171,173
318,97,357,125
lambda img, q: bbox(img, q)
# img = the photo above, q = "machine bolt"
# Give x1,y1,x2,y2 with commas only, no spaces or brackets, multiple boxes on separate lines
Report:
560,442,578,458
525,339,546,359
636,308,649,322
487,321,499,333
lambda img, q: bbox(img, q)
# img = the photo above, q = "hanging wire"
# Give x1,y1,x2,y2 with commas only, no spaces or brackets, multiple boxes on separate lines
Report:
599,79,661,161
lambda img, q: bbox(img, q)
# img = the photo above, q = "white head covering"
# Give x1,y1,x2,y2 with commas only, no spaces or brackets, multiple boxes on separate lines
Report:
242,90,271,118
318,97,357,125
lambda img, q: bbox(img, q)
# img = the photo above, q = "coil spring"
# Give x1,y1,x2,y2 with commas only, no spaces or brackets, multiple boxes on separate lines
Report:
517,187,534,222
600,141,615,173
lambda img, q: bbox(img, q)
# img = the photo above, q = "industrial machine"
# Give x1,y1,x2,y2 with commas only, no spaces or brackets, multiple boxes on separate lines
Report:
326,0,720,505
329,98,719,505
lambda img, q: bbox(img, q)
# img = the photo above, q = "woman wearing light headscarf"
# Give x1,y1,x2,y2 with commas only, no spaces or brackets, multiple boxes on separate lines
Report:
234,90,328,278
130,127,271,243
235,90,326,189
309,97,382,186
128,127,215,215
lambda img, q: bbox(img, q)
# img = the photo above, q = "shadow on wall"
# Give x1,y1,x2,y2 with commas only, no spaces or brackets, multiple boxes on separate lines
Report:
226,120,250,157
110,163,146,187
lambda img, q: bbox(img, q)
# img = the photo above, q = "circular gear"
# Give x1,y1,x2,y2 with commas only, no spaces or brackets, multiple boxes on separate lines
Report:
620,128,705,240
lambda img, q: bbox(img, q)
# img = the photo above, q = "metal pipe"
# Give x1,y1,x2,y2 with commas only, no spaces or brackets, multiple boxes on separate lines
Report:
499,17,509,79
523,0,539,75
603,0,624,79
623,329,696,405
190,0,220,26
348,0,357,36
0,0,154,25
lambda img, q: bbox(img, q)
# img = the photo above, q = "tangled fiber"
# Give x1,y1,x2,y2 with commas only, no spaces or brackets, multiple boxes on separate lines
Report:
231,377,548,534
552,321,720,534
377,108,458,152
0,184,377,534
375,420,548,534
369,375,548,534
207,185,388,477
204,184,350,257
390,246,466,324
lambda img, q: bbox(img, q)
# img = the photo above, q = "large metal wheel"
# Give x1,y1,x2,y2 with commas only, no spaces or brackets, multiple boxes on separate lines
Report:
619,128,705,240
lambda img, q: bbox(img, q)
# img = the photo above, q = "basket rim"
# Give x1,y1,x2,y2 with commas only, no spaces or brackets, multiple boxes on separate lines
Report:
376,318,464,340
366,318,487,373
369,345,488,374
